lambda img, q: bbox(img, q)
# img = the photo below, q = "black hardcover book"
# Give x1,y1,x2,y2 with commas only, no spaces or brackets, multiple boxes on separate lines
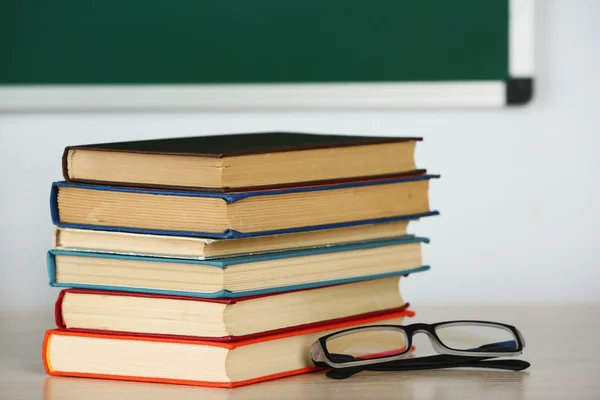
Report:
62,132,423,191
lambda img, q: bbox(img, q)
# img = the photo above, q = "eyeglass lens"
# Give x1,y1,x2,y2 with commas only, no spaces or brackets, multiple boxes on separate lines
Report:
435,323,518,352
325,328,409,360
324,323,519,362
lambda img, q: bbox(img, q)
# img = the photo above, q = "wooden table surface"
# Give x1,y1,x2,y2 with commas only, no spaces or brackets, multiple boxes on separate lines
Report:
2,304,599,400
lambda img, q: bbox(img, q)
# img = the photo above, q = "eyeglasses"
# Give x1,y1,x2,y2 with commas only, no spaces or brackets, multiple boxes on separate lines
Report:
311,320,530,379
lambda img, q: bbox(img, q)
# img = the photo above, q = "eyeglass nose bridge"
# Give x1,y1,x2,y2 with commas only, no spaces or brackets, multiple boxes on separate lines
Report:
406,325,450,355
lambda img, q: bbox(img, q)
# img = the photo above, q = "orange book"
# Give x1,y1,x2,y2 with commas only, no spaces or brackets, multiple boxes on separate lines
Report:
43,308,414,388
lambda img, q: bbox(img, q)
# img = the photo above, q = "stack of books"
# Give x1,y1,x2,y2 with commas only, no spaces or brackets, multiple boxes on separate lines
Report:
43,132,439,388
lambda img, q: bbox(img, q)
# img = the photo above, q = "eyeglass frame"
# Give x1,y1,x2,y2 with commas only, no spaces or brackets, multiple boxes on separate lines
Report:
311,320,526,369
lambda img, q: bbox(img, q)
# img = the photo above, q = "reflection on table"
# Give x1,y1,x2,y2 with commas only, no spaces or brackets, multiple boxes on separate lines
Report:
43,368,526,400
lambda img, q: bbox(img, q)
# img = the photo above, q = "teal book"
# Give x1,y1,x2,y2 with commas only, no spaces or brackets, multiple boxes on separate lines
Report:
47,237,430,298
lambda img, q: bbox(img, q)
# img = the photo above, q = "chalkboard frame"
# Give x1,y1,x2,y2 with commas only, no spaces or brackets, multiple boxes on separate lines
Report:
0,0,534,111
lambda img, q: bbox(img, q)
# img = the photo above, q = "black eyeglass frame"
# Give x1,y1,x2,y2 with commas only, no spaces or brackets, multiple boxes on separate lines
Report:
311,320,526,369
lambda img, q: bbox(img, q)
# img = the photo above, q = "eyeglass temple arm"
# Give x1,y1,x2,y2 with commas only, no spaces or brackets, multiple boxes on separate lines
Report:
366,356,530,372
324,353,530,379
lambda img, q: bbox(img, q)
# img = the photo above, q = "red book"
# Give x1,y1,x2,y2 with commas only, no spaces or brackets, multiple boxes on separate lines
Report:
54,276,409,341
43,308,414,388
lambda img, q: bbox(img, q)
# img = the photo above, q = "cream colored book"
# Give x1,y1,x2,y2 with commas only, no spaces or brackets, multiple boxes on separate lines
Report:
53,220,410,259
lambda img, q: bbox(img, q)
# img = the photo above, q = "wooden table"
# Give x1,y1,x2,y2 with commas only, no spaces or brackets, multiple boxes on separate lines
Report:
2,304,599,399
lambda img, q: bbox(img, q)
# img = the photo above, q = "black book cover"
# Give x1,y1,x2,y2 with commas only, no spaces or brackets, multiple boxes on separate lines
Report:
62,132,423,191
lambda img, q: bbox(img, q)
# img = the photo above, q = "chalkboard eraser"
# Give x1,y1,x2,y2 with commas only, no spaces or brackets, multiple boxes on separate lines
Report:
506,78,534,106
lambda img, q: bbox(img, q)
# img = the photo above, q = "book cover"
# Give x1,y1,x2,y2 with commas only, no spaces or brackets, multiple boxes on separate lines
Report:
63,132,421,159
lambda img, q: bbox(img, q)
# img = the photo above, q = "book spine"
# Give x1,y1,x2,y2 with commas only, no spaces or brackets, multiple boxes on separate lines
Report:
61,147,71,181
52,228,60,248
42,330,53,375
54,290,67,329
49,183,60,224
46,251,57,286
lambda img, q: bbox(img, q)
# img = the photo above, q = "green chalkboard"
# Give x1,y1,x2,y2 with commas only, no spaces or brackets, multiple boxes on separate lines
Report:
1,0,510,84
0,1,535,109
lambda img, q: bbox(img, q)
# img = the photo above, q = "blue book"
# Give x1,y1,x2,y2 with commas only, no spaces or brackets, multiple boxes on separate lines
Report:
47,236,430,298
50,174,439,239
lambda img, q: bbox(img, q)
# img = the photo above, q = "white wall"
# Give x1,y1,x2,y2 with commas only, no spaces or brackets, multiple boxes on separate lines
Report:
1,0,599,309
